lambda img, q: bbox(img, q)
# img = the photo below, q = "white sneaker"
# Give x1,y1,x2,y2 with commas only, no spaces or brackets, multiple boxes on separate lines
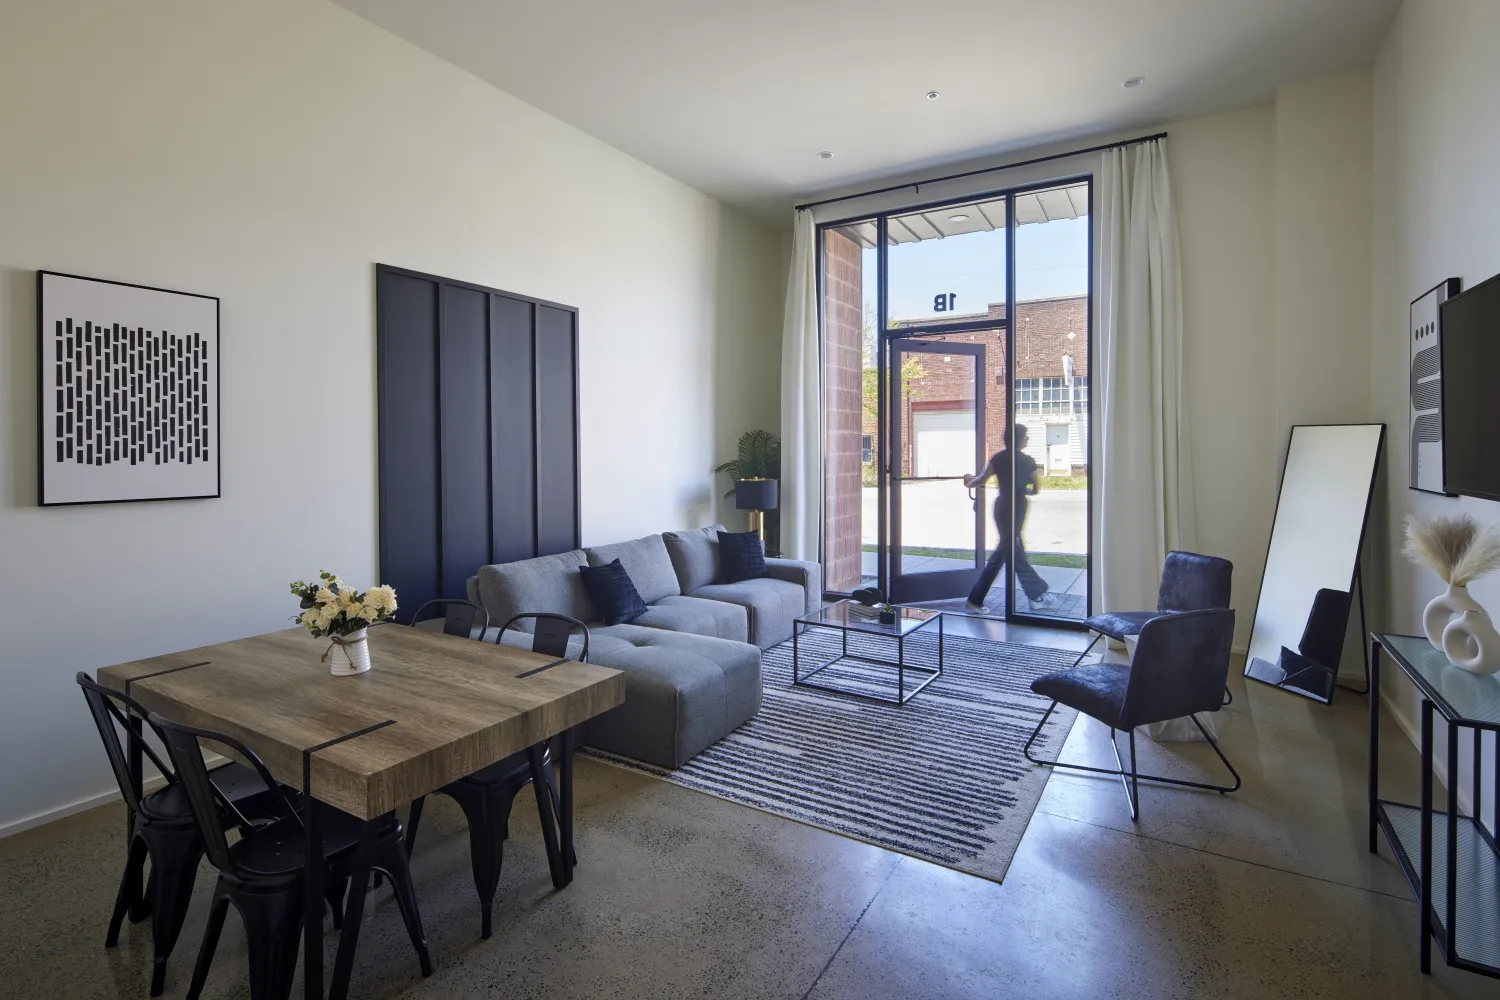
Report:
964,600,990,615
1029,593,1060,611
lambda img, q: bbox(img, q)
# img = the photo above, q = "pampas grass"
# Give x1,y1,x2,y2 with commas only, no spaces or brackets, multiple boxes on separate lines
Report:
1404,514,1500,587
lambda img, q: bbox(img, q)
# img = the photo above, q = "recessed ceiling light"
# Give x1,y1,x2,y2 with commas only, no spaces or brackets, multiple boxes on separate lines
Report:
816,150,834,159
926,91,941,100
1122,76,1145,89
948,214,970,222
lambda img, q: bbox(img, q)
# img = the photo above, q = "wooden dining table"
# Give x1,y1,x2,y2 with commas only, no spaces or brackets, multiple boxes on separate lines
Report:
97,624,625,1000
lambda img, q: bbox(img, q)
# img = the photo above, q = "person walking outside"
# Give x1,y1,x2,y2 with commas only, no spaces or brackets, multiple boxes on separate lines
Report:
963,423,1057,614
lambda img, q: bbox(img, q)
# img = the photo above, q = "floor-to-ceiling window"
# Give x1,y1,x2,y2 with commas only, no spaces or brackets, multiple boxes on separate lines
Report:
819,179,1092,625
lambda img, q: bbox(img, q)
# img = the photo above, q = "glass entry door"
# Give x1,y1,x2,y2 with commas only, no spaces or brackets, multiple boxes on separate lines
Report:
888,339,987,603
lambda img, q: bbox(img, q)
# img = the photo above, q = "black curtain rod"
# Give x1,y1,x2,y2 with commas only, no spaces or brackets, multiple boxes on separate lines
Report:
793,131,1168,213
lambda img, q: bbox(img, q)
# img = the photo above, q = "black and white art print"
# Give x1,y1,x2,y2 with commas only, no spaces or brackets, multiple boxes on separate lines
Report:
37,271,219,506
1409,277,1462,495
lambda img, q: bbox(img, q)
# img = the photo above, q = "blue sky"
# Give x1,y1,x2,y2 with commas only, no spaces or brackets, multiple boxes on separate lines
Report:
859,216,1089,325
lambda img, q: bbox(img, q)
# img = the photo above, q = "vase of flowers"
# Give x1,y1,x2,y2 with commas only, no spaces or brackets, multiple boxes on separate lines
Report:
1403,514,1500,674
289,571,398,676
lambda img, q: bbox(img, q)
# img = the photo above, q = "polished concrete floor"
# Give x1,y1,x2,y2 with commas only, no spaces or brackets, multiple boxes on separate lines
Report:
1,628,1490,999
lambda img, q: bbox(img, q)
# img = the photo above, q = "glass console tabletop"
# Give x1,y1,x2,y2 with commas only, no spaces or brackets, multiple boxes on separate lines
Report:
1378,633,1500,726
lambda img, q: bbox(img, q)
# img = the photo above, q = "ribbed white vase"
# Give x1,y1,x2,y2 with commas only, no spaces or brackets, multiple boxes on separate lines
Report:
328,628,372,676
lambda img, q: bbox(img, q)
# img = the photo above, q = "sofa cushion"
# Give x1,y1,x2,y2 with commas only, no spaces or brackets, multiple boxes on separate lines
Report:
579,559,648,625
475,549,593,631
662,524,726,593
718,530,768,583
634,595,748,643
689,576,807,649
583,624,762,768
585,535,681,604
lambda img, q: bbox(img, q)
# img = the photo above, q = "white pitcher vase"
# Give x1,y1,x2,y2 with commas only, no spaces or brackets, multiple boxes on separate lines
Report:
326,628,372,676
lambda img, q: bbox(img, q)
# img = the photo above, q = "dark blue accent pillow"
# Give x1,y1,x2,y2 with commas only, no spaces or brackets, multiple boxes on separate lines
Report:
579,559,647,625
718,531,767,583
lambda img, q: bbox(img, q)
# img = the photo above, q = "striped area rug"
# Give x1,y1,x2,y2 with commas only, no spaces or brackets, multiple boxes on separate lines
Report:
586,629,1079,883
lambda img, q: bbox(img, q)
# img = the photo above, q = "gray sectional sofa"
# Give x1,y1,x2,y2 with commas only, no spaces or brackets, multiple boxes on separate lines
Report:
464,525,821,768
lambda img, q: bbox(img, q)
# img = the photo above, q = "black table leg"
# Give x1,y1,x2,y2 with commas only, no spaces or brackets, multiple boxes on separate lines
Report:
305,795,324,1000
1420,699,1432,975
1369,640,1381,854
559,726,576,883
328,820,376,1000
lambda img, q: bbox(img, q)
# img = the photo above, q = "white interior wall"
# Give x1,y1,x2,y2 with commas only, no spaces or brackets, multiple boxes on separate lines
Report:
1369,0,1500,835
0,0,782,834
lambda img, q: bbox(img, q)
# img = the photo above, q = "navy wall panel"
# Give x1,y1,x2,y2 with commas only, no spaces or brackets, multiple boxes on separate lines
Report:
438,284,492,598
490,296,537,564
534,306,579,557
376,271,442,620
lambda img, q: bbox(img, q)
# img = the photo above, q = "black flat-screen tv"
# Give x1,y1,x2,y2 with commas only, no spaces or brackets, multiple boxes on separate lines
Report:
1442,271,1500,500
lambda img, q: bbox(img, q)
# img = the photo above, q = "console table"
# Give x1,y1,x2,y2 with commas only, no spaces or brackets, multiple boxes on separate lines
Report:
1369,633,1500,979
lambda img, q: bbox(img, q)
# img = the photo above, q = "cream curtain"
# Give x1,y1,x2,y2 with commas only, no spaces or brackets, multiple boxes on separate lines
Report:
779,209,821,561
1096,140,1196,613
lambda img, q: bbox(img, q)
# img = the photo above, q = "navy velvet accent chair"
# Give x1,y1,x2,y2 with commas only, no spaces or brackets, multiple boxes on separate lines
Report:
1024,608,1241,820
1085,550,1233,648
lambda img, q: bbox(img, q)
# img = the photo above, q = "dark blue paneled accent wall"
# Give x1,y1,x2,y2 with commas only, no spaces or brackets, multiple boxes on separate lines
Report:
376,265,579,622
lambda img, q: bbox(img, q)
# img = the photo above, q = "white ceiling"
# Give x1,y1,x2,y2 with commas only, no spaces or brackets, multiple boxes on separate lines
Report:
333,0,1400,224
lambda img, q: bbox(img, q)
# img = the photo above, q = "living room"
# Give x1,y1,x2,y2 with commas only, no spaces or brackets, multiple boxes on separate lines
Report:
2,1,1498,998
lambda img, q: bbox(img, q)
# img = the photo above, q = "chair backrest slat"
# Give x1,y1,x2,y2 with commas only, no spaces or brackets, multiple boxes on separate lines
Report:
411,598,489,638
498,613,590,662
1122,608,1236,729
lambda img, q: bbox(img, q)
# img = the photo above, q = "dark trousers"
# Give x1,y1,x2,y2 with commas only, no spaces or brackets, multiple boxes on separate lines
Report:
968,497,1049,605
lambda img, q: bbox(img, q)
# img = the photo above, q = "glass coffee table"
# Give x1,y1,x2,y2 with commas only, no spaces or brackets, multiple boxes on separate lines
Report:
792,600,944,705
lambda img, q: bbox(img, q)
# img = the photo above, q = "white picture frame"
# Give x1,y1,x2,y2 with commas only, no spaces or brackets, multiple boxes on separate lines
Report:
38,271,220,506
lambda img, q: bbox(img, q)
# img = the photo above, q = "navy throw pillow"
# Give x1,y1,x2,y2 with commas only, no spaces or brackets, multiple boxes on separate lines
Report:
718,531,767,583
579,559,647,625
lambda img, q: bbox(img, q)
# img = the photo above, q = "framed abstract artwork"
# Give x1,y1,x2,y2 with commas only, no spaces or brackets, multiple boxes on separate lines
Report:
37,271,220,506
1408,277,1461,495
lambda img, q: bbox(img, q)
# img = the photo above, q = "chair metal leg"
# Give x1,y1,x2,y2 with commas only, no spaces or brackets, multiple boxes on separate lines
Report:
1025,705,1240,819
106,835,149,947
235,883,304,1000
185,885,230,1000
139,823,204,997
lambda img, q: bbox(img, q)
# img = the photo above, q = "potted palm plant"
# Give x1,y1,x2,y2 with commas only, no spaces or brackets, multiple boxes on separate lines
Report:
715,430,781,556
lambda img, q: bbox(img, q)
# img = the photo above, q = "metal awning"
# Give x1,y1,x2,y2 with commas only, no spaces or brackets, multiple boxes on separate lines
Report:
833,182,1088,248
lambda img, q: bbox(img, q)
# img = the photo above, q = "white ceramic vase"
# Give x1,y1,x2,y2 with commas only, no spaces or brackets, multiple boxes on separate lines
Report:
1424,585,1500,674
1441,610,1500,675
328,627,372,676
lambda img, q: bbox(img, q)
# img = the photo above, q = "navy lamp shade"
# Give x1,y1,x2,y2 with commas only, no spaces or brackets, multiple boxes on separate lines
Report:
735,478,779,542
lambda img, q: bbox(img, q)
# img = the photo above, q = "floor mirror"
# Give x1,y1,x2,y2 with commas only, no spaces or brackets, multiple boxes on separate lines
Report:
1244,423,1385,703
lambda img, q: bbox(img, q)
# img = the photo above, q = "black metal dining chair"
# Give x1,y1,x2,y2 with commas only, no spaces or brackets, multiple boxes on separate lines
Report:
150,713,432,1000
402,612,588,939
1024,608,1241,821
76,673,282,997
410,598,490,638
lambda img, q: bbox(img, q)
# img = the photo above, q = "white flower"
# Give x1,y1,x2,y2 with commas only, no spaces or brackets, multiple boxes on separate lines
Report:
368,585,397,612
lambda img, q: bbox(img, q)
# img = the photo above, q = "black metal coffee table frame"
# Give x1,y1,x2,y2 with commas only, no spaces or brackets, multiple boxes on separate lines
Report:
792,603,944,705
